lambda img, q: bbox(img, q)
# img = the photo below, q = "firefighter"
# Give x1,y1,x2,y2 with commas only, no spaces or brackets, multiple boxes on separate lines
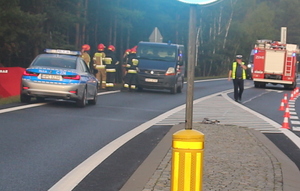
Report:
228,55,247,102
93,43,106,90
122,49,131,78
123,46,138,91
81,44,91,69
104,45,118,90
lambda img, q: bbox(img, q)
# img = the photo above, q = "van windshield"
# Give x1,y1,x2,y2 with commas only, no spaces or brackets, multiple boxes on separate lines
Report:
137,45,176,62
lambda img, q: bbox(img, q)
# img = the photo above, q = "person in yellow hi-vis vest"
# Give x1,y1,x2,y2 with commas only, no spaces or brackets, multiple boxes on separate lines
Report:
93,44,106,90
103,45,118,90
228,55,247,103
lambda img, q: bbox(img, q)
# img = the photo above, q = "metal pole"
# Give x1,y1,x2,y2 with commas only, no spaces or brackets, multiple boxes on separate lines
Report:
185,4,197,130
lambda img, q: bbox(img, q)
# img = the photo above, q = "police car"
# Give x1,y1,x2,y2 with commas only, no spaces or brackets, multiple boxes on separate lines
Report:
21,49,98,107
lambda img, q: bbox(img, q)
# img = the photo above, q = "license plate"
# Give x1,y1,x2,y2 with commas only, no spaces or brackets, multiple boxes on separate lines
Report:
145,78,158,83
41,74,61,80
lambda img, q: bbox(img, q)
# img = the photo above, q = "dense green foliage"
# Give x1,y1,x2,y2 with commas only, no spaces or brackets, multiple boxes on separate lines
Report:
0,0,299,76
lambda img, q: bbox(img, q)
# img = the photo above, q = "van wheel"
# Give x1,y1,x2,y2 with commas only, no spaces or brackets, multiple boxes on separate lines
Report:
177,80,183,93
137,87,143,92
170,83,177,94
20,94,31,103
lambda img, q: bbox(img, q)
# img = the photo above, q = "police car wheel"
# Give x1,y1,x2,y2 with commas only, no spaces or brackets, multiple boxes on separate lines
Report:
88,88,97,105
36,97,45,102
20,94,31,103
76,88,87,108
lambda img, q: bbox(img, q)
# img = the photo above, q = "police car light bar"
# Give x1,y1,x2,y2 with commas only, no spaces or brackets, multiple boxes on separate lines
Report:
44,49,81,56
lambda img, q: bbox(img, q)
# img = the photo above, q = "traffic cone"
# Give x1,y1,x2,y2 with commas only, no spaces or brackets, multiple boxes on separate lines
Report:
283,104,290,118
278,99,285,111
283,94,288,104
290,91,294,101
281,116,290,129
294,88,299,97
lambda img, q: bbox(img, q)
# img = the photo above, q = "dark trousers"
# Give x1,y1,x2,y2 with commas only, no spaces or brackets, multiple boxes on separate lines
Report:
106,72,116,90
123,73,137,88
232,79,244,101
106,72,116,85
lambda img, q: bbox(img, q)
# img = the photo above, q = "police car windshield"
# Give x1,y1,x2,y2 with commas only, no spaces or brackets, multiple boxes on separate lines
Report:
137,45,176,62
32,54,77,69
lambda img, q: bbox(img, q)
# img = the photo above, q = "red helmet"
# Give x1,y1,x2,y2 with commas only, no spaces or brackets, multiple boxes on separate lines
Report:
108,45,115,51
130,46,137,53
82,44,90,51
125,49,131,54
97,43,105,51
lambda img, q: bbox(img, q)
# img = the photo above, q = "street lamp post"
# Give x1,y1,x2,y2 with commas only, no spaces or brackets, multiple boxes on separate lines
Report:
185,4,197,130
171,1,221,190
178,0,221,130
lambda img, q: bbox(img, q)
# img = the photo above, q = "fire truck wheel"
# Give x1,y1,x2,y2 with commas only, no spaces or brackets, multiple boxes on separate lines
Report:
254,82,266,88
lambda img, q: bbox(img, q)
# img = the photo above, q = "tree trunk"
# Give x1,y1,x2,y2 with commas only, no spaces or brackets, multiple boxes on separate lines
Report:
81,0,88,44
75,2,81,49
223,0,237,49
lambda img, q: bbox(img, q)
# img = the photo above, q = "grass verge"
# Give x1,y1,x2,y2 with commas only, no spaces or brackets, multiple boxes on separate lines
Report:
0,95,20,105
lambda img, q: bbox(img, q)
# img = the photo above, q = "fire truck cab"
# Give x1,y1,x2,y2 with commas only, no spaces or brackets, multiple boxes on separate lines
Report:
252,39,299,89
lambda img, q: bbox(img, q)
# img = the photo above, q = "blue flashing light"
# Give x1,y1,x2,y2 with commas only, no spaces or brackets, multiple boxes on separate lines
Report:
292,52,296,57
177,0,220,5
44,49,81,56
254,49,258,54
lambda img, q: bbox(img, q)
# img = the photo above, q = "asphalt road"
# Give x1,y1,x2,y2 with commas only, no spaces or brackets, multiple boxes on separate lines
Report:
1,79,300,191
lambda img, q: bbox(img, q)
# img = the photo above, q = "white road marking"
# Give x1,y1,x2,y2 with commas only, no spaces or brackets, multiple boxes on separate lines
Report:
290,116,299,119
291,121,300,125
242,91,269,104
0,91,119,114
49,91,222,191
3,80,300,190
293,127,300,131
223,93,300,149
0,103,46,114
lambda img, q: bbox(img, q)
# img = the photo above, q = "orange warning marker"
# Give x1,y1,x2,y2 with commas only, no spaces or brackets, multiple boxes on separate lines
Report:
281,116,290,129
278,99,285,111
283,104,290,118
283,94,288,104
294,88,299,97
290,91,295,101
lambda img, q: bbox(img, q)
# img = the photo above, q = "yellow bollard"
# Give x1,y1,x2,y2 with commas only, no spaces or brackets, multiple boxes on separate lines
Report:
171,129,205,191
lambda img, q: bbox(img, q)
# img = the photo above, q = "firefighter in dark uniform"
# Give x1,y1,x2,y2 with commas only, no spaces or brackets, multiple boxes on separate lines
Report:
104,45,118,90
228,55,247,102
123,46,138,91
93,44,106,90
122,49,131,79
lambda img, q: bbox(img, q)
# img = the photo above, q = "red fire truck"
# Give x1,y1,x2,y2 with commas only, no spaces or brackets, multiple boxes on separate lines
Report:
252,39,299,89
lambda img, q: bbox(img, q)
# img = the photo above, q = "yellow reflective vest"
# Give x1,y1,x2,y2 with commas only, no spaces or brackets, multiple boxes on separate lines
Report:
232,62,246,79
